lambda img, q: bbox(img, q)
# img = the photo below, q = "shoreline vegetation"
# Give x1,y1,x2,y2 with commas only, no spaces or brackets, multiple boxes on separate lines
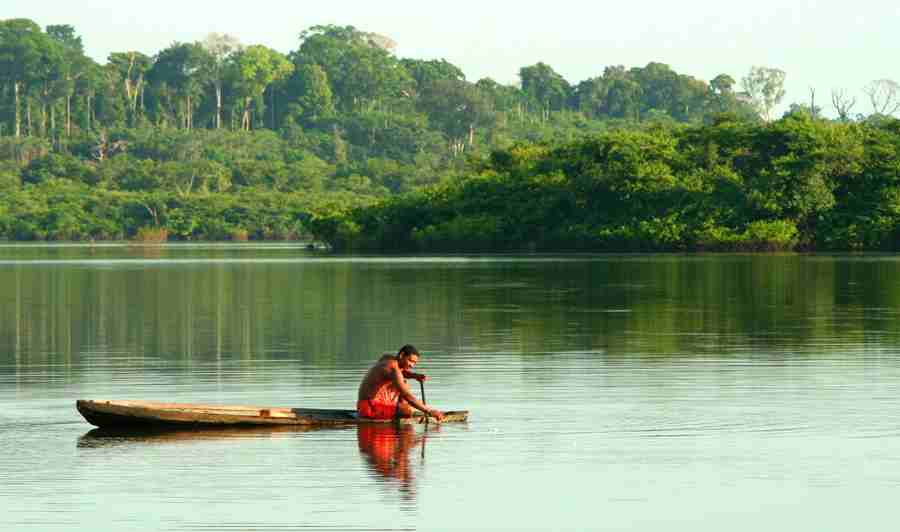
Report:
2,21,899,251
313,116,900,253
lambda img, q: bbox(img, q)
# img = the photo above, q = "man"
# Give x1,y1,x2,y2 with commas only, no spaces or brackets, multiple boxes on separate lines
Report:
357,344,444,421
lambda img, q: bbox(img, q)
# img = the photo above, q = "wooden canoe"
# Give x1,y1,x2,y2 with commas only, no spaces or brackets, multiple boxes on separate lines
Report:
76,400,468,429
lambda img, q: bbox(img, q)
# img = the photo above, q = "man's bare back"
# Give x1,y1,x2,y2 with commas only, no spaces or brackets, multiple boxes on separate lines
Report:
357,345,444,421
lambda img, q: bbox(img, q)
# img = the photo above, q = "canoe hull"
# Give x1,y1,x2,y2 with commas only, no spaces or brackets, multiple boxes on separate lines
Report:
76,400,467,429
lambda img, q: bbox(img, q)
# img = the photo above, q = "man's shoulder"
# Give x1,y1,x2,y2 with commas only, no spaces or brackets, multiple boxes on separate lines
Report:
376,354,398,369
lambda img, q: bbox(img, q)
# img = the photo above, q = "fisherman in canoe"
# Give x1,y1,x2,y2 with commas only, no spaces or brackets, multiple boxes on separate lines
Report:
357,344,445,421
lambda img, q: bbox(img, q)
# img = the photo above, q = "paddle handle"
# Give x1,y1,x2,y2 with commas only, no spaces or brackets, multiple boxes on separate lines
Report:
420,379,429,425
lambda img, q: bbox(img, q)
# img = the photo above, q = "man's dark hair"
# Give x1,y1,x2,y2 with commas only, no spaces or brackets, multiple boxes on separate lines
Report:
398,344,419,357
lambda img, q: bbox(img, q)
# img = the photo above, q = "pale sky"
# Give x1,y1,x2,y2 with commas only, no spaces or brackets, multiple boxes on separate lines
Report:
6,0,900,117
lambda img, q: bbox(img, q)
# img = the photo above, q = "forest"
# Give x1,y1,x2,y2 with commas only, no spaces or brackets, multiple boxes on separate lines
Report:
1,18,899,250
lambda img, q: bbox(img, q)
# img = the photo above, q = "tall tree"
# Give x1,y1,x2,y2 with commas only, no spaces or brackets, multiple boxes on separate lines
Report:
710,74,736,95
75,60,103,132
288,62,334,125
418,79,492,154
603,78,642,121
108,52,152,127
630,62,679,117
200,33,241,129
475,78,523,115
294,25,412,113
401,58,465,91
0,19,57,137
30,27,66,138
708,74,737,115
519,62,571,120
147,42,210,129
672,75,710,120
572,76,608,118
46,24,92,138
741,66,786,121
229,45,293,130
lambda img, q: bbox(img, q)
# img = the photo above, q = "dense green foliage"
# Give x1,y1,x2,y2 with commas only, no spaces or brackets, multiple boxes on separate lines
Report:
0,19,768,241
317,114,900,252
1,20,897,250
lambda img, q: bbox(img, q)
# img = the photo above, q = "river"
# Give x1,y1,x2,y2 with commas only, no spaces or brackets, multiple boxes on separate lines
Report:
1,244,899,530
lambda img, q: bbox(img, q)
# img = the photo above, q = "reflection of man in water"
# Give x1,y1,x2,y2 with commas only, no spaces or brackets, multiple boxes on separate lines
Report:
357,423,431,498
357,345,444,421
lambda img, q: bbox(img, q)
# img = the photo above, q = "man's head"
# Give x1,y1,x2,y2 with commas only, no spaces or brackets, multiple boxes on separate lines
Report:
396,344,419,370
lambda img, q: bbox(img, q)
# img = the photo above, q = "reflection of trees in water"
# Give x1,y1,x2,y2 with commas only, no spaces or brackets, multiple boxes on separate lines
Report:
3,255,900,371
357,423,431,502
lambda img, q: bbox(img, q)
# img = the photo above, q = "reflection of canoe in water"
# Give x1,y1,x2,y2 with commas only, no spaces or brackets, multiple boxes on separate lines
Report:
78,424,347,448
76,400,468,429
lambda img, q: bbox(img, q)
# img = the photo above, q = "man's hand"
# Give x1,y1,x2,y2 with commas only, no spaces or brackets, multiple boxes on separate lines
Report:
427,408,444,422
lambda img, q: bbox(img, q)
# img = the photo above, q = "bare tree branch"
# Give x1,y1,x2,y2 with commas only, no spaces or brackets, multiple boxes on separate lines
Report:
809,87,818,118
863,79,900,116
830,89,856,122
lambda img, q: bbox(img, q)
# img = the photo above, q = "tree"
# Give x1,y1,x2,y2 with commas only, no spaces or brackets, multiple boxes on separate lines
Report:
519,62,571,120
229,45,293,130
741,114,841,230
21,30,64,139
619,63,710,121
671,75,709,121
75,60,104,131
340,45,410,113
603,77,642,120
784,102,819,118
287,62,334,125
147,42,210,129
475,78,522,115
0,19,59,137
94,60,130,128
707,74,742,116
107,51,151,127
630,62,678,117
863,79,900,116
200,33,241,129
401,58,465,91
741,66,786,121
294,25,411,113
572,76,608,118
831,89,856,122
46,25,93,138
710,74,736,95
26,27,70,140
418,79,492,155
361,32,397,52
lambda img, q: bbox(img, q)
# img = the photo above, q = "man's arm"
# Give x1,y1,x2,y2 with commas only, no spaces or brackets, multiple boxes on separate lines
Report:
390,366,432,414
402,370,427,382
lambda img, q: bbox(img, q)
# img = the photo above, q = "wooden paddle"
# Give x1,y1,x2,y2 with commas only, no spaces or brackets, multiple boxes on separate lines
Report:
419,379,428,427
419,378,428,461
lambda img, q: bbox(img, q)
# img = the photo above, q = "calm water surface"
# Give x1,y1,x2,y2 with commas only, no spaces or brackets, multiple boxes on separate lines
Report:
2,244,900,531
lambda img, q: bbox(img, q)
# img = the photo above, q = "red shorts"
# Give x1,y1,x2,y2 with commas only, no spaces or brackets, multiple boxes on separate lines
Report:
357,399,397,420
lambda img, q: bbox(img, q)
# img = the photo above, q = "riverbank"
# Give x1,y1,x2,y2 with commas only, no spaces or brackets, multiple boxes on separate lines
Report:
311,115,900,253
3,115,899,252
